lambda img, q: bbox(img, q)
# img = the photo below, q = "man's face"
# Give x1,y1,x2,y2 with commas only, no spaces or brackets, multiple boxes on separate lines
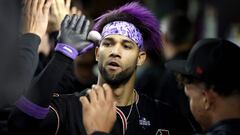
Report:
184,83,211,130
96,34,146,86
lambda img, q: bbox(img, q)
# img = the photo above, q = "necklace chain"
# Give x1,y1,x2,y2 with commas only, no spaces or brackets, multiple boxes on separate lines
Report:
126,90,137,121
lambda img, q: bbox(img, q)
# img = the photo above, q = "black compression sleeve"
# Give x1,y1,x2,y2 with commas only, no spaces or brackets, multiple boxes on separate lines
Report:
0,33,40,107
26,52,73,107
8,52,72,134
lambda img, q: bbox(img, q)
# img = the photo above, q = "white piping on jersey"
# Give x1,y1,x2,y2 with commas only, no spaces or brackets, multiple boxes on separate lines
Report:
50,106,60,135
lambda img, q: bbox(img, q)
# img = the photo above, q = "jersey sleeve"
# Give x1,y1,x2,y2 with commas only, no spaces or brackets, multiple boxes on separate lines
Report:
8,51,73,135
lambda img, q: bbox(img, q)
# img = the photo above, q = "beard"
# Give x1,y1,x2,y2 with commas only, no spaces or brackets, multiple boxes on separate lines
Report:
98,63,136,86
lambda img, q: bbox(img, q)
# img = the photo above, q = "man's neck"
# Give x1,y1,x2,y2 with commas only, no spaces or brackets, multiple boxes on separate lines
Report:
211,96,240,126
97,73,136,107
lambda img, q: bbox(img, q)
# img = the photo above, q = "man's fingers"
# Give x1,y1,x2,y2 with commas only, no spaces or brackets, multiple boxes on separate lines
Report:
112,102,117,116
70,6,77,15
55,0,63,12
80,96,90,108
51,0,58,15
103,84,113,101
69,15,79,29
23,0,32,13
66,0,71,9
87,89,97,104
61,15,71,28
75,15,86,33
93,85,105,101
31,0,38,12
43,0,53,14
37,0,45,11
77,10,82,15
59,0,66,10
82,20,90,38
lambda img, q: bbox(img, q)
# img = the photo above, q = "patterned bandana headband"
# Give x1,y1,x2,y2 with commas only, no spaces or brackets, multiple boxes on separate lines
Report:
101,21,144,49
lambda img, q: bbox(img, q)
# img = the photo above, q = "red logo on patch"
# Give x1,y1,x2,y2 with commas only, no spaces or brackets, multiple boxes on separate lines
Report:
196,66,204,75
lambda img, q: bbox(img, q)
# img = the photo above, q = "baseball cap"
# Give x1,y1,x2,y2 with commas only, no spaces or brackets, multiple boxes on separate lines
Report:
166,38,240,89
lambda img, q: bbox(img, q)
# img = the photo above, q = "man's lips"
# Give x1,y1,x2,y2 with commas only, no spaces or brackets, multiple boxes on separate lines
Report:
106,61,121,70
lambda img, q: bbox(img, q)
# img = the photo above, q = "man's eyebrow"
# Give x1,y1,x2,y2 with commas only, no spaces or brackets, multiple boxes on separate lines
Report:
102,37,114,42
121,39,136,45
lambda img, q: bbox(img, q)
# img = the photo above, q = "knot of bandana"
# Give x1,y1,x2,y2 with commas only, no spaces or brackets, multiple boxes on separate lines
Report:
101,21,143,49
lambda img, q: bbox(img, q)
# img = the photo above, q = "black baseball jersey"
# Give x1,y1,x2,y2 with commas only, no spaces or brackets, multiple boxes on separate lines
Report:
9,90,193,135
11,90,192,135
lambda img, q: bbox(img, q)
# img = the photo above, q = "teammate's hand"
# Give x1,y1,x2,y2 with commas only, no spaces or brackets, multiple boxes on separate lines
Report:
48,0,82,32
70,6,82,15
80,84,116,135
50,0,71,31
21,0,53,38
58,14,91,52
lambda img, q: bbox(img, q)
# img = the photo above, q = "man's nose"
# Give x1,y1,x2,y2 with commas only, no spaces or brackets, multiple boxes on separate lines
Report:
109,43,122,58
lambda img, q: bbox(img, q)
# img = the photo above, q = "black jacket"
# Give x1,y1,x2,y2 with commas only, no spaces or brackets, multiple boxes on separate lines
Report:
9,91,193,135
194,119,240,135
92,119,240,135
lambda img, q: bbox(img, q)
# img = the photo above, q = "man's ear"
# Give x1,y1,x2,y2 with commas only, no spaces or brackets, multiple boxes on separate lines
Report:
137,51,146,66
95,47,99,62
202,89,215,111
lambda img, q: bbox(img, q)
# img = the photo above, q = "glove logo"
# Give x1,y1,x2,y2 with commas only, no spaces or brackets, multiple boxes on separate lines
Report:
63,46,73,53
155,129,170,135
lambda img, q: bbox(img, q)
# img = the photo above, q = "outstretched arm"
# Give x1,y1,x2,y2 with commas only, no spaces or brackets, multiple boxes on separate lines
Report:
9,10,93,135
0,0,52,108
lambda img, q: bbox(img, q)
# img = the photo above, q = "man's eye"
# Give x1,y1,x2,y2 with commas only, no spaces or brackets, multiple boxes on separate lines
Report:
102,42,111,46
123,44,132,49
